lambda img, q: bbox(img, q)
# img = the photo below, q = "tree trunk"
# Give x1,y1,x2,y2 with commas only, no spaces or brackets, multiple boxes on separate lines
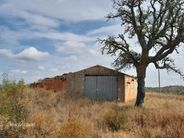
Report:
135,66,146,107
135,77,145,107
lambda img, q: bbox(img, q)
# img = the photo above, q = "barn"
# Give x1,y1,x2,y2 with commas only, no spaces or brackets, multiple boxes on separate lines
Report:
31,65,137,102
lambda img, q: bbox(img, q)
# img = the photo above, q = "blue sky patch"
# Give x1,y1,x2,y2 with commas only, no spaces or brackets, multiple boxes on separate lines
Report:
0,0,183,86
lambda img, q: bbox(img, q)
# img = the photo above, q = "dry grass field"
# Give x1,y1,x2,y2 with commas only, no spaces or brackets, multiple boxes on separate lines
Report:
0,84,184,138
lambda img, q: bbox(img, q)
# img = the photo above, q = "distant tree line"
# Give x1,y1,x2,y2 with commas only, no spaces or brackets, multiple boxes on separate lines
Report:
146,86,184,95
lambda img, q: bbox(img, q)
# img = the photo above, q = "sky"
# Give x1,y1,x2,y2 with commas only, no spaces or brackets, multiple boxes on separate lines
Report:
0,0,184,87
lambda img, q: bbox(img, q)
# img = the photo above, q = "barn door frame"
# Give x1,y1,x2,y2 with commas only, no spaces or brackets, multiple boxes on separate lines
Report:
84,75,118,100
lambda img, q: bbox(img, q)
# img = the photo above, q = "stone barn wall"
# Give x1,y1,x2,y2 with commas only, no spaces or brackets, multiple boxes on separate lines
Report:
30,65,137,102
124,75,137,102
64,65,123,97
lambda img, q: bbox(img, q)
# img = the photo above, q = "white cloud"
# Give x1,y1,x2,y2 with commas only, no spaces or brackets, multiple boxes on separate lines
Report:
56,41,85,53
0,26,22,47
63,55,78,61
88,24,122,36
49,68,59,72
0,49,13,57
0,47,49,61
58,42,114,73
0,0,112,22
34,31,95,42
19,11,60,29
10,69,28,74
15,47,49,61
0,27,95,47
53,41,135,78
38,65,45,70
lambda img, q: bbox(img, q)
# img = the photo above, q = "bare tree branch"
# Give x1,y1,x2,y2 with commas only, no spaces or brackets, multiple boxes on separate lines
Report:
100,0,184,79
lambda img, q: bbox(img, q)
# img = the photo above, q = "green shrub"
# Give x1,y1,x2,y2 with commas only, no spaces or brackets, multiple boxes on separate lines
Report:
0,75,27,124
103,108,128,132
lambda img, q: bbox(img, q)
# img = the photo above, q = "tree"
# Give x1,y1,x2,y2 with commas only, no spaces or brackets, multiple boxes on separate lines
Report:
100,0,184,106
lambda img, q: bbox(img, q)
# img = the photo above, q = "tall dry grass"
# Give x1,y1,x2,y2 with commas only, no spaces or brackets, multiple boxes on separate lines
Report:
0,87,184,138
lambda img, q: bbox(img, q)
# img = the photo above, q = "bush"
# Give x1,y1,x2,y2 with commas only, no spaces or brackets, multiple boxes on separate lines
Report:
134,110,184,138
61,117,92,138
0,75,27,124
103,107,128,132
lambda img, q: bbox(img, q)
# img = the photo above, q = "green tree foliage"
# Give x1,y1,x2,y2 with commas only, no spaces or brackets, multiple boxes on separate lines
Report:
100,0,184,106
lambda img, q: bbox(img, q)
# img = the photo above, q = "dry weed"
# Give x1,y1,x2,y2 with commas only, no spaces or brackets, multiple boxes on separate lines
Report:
60,117,92,138
1,87,184,138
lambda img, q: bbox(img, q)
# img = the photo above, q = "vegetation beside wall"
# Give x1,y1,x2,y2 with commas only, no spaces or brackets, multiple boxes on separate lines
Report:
0,76,27,137
0,77,184,137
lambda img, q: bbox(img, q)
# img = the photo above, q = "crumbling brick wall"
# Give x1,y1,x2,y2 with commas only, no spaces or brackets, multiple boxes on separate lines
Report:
30,76,66,92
